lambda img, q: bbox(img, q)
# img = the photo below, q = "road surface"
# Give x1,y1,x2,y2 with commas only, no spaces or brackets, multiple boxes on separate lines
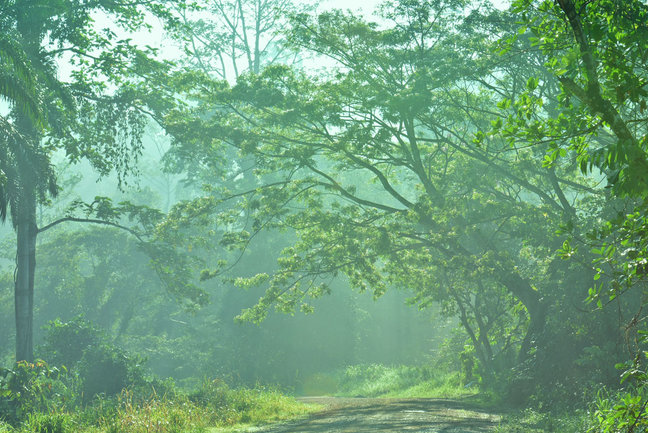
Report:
250,397,500,433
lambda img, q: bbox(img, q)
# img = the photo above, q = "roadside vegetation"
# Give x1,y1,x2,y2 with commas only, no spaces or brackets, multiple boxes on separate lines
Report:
314,363,615,433
330,364,474,399
0,361,314,433
493,409,589,433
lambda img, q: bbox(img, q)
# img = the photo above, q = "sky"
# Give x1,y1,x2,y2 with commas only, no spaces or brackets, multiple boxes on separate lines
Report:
1,0,513,117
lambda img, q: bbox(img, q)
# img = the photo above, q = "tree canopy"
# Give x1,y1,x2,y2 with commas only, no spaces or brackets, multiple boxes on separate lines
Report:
160,0,623,391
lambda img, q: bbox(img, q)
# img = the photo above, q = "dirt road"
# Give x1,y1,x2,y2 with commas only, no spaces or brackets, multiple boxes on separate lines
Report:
252,397,500,432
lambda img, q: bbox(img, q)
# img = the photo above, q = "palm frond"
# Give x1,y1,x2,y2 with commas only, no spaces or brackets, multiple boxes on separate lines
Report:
0,35,34,86
0,71,45,129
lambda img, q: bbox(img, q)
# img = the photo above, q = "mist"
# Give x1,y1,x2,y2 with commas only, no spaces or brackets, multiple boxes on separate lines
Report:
1,0,647,432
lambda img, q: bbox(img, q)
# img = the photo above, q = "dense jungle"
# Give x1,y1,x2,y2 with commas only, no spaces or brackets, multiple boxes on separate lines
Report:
1,0,648,431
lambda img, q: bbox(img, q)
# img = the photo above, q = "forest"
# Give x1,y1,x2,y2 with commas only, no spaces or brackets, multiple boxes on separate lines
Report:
1,0,648,432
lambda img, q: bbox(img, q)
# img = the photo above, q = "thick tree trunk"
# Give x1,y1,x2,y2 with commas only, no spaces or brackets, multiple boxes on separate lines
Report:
498,270,548,363
14,188,37,362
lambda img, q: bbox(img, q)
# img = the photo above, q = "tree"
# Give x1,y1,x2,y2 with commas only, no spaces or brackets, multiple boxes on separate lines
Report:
502,0,648,341
505,0,648,194
174,0,309,79
0,0,190,362
496,0,648,412
162,0,607,388
163,0,312,188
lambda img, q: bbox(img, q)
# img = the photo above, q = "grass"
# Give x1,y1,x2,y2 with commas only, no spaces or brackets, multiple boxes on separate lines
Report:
493,408,590,433
1,364,601,433
303,363,478,399
0,381,318,433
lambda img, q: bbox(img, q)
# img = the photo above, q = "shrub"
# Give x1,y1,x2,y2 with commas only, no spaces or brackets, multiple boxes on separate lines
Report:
338,364,431,396
189,378,231,411
78,344,145,402
0,361,72,425
590,384,648,432
38,317,145,401
39,317,103,369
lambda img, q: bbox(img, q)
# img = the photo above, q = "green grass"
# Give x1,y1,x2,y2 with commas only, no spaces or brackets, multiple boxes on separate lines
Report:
306,363,478,399
307,363,594,433
493,408,590,433
0,381,317,433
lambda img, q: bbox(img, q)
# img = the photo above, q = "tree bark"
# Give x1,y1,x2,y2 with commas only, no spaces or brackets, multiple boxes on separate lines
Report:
498,270,548,363
14,187,37,362
12,0,41,364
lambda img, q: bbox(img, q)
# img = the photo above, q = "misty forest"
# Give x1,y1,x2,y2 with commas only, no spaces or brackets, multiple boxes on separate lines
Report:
1,0,648,432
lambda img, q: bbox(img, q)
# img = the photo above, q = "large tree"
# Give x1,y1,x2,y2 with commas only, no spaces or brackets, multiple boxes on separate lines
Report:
162,0,611,387
494,0,648,423
501,0,648,329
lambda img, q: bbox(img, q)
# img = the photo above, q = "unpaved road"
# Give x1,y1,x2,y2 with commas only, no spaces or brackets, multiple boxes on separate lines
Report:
252,397,500,432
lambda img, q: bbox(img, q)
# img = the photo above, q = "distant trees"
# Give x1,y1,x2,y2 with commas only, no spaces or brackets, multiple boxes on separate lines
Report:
163,0,311,185
175,0,308,78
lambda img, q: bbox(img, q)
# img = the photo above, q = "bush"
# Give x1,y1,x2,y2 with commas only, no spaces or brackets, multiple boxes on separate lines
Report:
0,361,73,425
78,344,145,402
590,382,648,432
336,364,453,397
38,317,145,401
39,317,103,369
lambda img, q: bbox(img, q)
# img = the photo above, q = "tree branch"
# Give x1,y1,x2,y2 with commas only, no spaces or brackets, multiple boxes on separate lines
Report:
37,217,145,242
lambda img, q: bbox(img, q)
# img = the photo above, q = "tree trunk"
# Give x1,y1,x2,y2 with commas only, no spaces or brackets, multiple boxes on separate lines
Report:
14,187,37,362
498,270,548,363
13,4,41,363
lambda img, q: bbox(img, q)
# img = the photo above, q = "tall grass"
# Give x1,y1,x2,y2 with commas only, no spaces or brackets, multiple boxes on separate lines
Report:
0,380,314,433
320,363,477,398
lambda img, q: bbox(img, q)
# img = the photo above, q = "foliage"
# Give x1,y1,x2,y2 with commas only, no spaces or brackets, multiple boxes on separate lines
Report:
38,317,145,402
161,0,616,403
0,379,313,433
5,0,648,424
0,0,198,363
23,412,75,433
494,408,588,433
78,344,145,403
501,0,648,418
0,360,72,425
335,363,472,399
39,318,104,369
0,216,440,390
587,360,648,433
188,379,312,426
507,0,648,197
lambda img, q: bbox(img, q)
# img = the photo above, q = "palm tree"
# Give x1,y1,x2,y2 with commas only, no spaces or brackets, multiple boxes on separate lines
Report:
0,0,179,362
0,28,60,361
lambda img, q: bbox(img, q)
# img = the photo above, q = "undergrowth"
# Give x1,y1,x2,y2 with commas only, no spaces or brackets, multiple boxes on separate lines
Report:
0,379,314,433
308,364,598,433
306,363,477,399
493,408,589,433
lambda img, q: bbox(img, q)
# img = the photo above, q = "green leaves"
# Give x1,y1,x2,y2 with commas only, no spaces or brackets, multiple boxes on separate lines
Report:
526,77,539,91
159,1,606,390
509,0,648,197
